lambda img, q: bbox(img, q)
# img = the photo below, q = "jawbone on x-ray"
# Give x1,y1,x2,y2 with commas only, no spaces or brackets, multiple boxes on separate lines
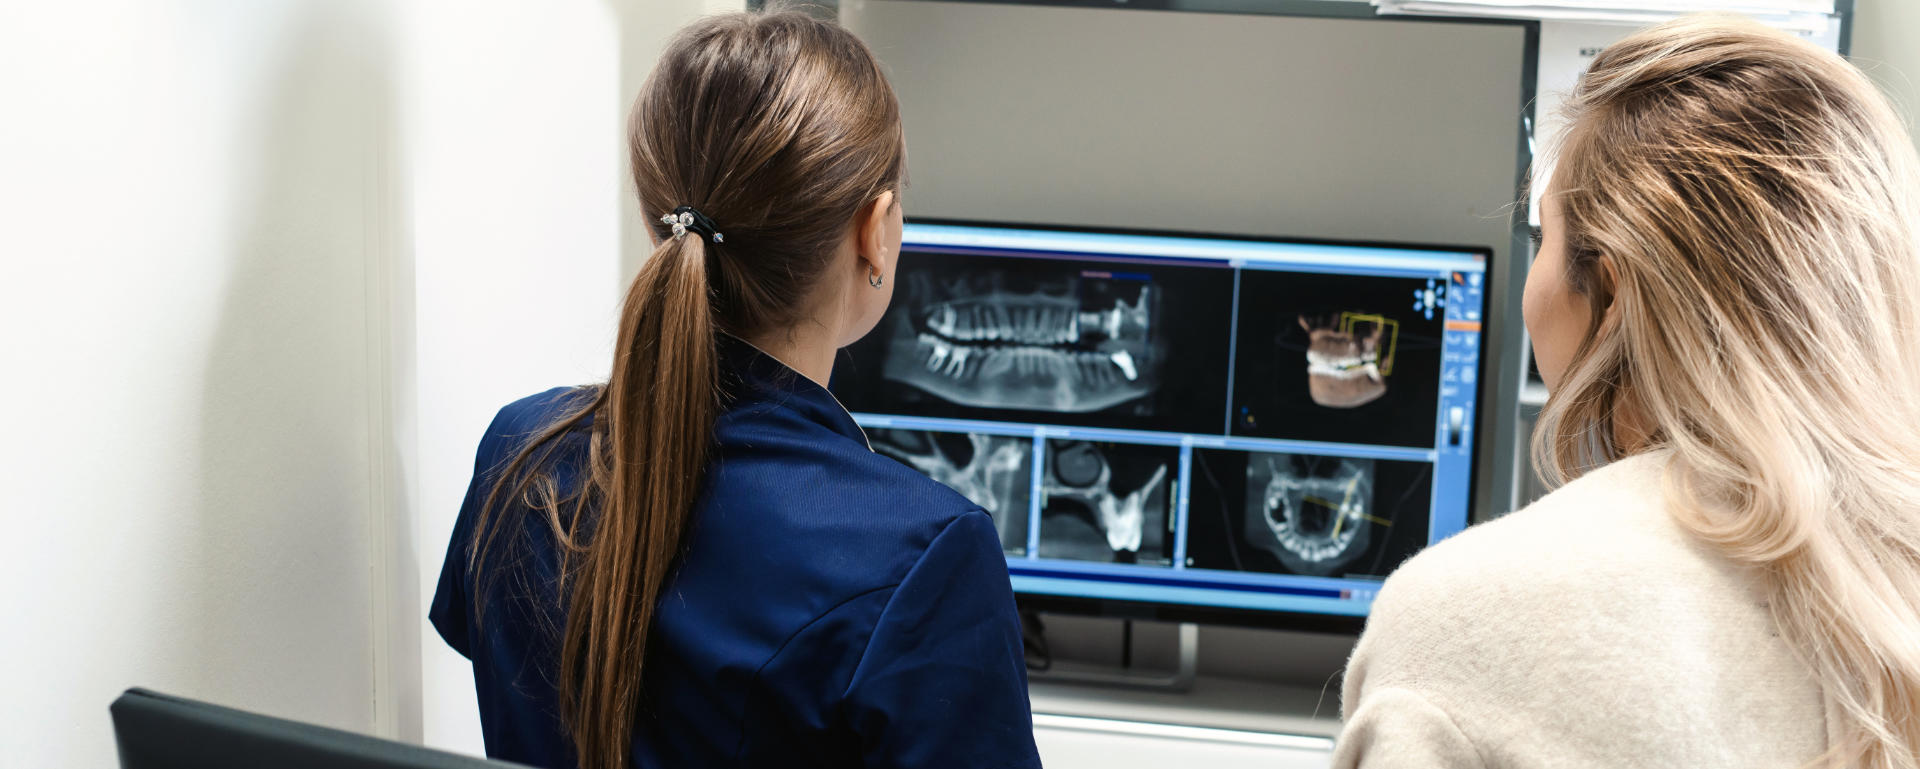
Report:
1245,454,1375,576
883,270,1160,413
871,430,1031,551
1044,441,1167,555
1299,314,1398,408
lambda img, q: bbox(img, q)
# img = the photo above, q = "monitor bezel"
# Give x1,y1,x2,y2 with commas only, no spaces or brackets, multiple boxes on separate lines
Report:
889,216,1496,634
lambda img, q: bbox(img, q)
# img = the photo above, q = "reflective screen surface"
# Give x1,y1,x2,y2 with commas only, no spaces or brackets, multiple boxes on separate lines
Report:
833,222,1489,618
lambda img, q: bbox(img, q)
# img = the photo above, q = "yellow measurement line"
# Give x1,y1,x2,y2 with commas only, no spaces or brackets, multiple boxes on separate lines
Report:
1310,471,1391,539
1340,312,1401,375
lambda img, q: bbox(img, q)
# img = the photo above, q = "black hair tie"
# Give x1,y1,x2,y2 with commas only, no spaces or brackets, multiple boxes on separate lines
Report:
660,205,724,244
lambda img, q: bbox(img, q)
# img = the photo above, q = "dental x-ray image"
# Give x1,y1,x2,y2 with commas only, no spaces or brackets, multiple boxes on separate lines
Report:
1184,448,1431,580
1036,440,1175,565
831,249,1234,435
1230,270,1446,448
868,428,1032,555
891,269,1154,413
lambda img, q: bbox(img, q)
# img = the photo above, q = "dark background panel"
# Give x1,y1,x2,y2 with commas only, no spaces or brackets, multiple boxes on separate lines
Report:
1185,448,1432,580
1230,270,1446,448
832,249,1236,434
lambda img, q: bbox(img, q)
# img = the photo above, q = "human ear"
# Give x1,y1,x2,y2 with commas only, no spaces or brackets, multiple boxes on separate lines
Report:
855,190,896,279
1597,254,1622,326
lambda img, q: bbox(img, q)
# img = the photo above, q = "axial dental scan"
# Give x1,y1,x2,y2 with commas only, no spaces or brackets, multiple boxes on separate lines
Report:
1245,453,1375,576
831,250,1233,435
869,428,1033,555
1184,448,1432,580
1230,270,1445,448
1036,440,1175,565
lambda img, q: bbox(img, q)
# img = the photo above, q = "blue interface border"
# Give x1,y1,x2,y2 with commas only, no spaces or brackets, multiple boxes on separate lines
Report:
850,414,1436,462
905,223,1486,277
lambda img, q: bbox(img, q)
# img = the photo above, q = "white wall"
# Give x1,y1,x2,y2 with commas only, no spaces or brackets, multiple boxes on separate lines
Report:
0,0,401,765
0,0,740,764
1853,0,1920,149
402,0,623,755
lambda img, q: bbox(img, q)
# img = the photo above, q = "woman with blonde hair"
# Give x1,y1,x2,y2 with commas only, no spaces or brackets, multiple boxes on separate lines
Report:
1335,15,1920,769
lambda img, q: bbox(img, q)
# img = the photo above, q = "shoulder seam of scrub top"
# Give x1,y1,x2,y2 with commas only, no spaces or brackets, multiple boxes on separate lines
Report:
837,511,989,701
731,582,901,760
817,386,872,452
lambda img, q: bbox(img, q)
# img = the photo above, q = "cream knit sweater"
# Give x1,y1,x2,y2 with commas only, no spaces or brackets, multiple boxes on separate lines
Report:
1333,451,1836,768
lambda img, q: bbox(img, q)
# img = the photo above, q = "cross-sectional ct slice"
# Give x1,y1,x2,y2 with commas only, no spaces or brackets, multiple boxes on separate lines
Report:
881,269,1161,414
1036,440,1175,565
869,428,1032,554
1183,448,1433,580
1244,453,1376,576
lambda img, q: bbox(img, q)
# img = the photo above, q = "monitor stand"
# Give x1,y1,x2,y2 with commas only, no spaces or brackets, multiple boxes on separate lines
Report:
1028,622,1198,692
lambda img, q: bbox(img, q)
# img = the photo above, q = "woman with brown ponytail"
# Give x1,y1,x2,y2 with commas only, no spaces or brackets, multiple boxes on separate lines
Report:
1335,14,1920,769
427,10,1042,769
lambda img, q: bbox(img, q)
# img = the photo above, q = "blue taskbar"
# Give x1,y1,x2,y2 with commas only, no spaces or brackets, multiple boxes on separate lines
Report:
829,221,1490,624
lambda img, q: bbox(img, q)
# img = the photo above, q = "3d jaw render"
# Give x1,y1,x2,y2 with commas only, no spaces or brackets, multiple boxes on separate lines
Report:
883,270,1159,413
1244,455,1374,576
1299,315,1387,408
1043,441,1167,554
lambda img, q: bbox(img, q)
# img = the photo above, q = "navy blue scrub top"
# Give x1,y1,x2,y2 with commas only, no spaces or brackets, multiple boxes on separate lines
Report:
430,337,1042,769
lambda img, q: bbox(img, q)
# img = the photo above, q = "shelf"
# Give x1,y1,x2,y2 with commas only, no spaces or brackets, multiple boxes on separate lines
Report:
1030,673,1343,739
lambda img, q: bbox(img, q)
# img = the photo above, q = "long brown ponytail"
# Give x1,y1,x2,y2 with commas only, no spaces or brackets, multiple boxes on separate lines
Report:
465,9,906,769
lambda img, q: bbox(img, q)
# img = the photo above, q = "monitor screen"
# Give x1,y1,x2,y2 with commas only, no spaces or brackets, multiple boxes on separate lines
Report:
831,220,1489,627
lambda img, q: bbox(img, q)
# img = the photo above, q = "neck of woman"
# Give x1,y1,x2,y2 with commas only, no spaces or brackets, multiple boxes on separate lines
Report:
743,324,839,389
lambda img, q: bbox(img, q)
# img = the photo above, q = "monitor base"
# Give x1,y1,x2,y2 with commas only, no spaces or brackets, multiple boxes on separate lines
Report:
1028,622,1199,692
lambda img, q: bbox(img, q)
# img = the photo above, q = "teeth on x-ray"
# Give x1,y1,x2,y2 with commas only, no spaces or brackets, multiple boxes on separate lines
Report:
871,429,1031,553
1043,441,1168,554
882,271,1159,413
1245,454,1375,576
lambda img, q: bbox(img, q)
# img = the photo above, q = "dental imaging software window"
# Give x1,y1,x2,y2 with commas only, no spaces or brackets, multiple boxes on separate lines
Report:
831,222,1490,622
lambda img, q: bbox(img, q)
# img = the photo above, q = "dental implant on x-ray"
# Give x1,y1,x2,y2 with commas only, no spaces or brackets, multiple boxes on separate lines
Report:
1042,440,1168,560
1299,313,1398,408
870,429,1032,553
882,270,1159,413
1244,454,1376,576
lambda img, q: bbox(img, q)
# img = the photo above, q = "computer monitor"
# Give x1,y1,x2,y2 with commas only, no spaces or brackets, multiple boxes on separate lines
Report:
831,220,1490,631
109,688,530,769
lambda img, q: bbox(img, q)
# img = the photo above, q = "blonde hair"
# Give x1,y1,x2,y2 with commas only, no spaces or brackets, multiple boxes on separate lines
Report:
1538,14,1920,768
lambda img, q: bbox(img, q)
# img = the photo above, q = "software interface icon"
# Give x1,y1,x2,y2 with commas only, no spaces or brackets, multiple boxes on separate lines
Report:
830,221,1489,621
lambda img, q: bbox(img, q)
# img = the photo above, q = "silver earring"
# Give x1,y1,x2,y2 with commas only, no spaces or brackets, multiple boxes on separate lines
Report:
869,270,884,288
